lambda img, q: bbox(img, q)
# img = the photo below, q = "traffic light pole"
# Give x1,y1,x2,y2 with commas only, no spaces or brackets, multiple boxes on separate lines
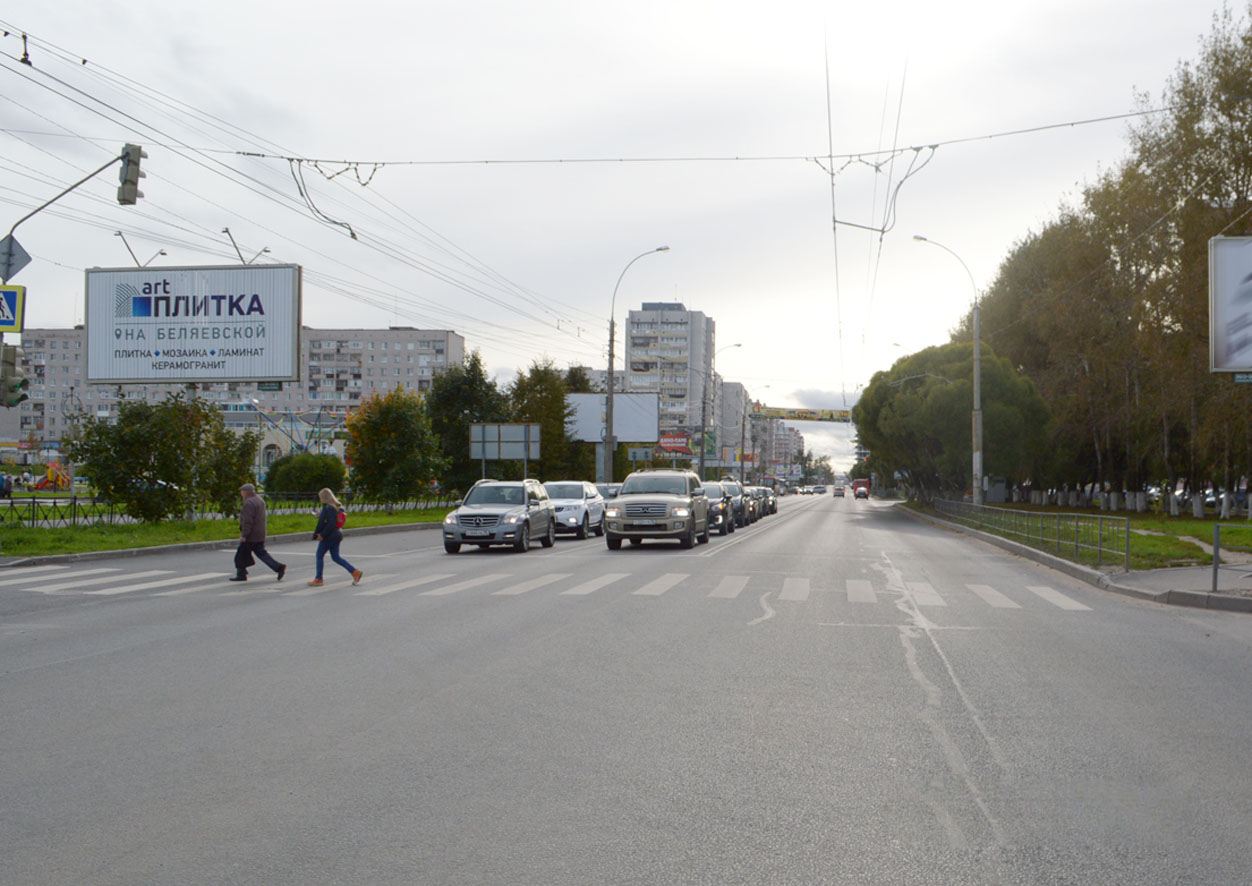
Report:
2,149,132,284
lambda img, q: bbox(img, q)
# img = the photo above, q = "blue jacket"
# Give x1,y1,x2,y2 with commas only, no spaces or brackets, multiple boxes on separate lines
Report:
312,502,343,543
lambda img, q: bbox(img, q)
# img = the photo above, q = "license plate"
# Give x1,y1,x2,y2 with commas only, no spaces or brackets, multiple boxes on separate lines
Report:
465,529,490,537
633,519,657,526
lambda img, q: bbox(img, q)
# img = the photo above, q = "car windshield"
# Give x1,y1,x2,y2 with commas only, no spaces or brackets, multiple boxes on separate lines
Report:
620,476,687,495
723,483,741,496
703,483,724,498
463,484,525,506
544,483,584,500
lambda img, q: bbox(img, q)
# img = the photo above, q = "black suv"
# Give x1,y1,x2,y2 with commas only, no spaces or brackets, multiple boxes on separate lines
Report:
604,469,710,549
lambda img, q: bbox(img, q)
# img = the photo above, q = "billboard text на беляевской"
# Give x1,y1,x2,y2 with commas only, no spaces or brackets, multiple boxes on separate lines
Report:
85,265,301,384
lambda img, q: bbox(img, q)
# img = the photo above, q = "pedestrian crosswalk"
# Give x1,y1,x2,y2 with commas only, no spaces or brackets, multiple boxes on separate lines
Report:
0,563,1096,612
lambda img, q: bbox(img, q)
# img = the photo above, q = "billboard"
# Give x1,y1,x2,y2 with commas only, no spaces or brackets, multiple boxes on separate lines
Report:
566,392,660,443
1210,237,1252,371
752,405,851,422
85,264,301,384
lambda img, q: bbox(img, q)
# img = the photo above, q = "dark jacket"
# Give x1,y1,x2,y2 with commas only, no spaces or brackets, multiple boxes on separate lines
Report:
313,502,343,543
240,494,268,542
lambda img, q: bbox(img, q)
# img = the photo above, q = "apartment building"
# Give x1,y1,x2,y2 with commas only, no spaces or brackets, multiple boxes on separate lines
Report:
1,326,464,455
623,302,714,435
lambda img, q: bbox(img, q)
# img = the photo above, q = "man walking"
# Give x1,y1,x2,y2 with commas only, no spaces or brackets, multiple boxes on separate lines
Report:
232,483,286,582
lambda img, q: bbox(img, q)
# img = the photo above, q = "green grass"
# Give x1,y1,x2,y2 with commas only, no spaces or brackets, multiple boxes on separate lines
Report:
0,506,449,558
902,500,1252,570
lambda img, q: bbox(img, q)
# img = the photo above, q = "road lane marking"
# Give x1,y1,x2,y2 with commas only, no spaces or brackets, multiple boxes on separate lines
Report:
284,573,393,596
0,565,73,586
493,573,571,595
420,573,508,596
709,575,749,599
1027,585,1091,610
354,573,453,597
560,573,629,596
907,581,947,607
633,573,688,596
84,571,208,595
779,577,810,601
846,579,876,603
748,591,775,625
967,584,1020,609
155,577,238,596
28,569,125,593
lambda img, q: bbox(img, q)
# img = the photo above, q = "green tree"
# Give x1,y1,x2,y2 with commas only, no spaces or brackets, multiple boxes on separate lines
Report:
426,351,508,493
65,394,260,522
264,451,347,494
344,386,446,506
507,358,591,480
565,365,594,393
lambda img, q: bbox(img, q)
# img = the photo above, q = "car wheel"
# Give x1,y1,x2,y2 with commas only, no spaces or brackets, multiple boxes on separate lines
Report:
576,515,588,540
606,534,622,550
594,516,605,537
698,518,710,544
513,522,530,553
680,522,696,549
444,542,460,554
540,518,556,548
719,520,729,536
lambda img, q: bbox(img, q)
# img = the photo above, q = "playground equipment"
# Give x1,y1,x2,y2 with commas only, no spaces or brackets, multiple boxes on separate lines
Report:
33,461,71,491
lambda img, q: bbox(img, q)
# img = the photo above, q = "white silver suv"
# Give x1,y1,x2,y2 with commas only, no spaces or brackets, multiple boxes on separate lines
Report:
443,479,556,553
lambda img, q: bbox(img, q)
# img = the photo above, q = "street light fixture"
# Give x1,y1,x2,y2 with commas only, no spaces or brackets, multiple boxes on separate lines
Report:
913,234,982,505
699,342,742,480
604,246,670,483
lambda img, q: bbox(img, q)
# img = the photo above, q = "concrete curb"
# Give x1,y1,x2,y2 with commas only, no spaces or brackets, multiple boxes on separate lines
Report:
0,521,442,568
895,504,1177,607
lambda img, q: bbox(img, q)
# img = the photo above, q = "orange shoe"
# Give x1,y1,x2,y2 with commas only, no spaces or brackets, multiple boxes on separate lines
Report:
307,578,324,586
351,569,363,586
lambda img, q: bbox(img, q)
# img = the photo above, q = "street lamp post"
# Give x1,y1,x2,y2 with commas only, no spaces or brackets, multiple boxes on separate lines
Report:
699,342,741,480
605,246,669,484
913,234,982,505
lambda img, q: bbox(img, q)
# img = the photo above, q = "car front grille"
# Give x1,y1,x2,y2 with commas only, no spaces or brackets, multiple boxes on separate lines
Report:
458,514,500,527
624,502,667,517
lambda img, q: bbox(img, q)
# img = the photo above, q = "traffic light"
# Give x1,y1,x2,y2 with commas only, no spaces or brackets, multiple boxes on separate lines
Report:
1,343,28,408
117,143,147,205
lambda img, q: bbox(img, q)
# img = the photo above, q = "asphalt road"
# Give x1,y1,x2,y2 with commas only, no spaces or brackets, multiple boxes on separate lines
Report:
3,496,1251,885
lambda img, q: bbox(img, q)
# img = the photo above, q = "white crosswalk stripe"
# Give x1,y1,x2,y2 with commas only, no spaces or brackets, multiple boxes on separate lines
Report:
86,572,209,595
779,577,810,601
907,581,946,607
967,583,1020,608
155,577,237,597
420,573,508,596
0,565,72,586
709,575,749,598
560,573,629,596
633,573,688,596
28,568,126,594
846,579,876,603
354,574,452,597
1027,585,1091,610
494,573,571,595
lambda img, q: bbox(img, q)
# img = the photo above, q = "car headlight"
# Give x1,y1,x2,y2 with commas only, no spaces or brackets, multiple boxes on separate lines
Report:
673,506,691,517
444,513,457,524
605,507,621,518
504,512,522,524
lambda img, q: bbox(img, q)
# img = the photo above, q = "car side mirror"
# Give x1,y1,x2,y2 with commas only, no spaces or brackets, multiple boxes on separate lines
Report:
453,499,464,507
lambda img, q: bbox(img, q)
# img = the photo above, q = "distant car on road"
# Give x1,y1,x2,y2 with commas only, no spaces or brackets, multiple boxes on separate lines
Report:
543,480,605,539
833,486,845,497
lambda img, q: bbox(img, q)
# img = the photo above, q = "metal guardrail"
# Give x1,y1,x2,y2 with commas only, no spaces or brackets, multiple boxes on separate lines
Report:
0,492,453,528
933,499,1131,570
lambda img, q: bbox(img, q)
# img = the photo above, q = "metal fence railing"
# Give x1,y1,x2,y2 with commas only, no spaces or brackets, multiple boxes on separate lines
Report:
933,499,1131,570
0,492,453,529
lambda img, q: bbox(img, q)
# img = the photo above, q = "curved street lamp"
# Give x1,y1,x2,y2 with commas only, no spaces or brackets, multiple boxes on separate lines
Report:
913,234,982,505
604,246,670,483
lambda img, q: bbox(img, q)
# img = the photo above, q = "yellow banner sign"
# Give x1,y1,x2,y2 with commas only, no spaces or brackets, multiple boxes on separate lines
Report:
751,406,851,423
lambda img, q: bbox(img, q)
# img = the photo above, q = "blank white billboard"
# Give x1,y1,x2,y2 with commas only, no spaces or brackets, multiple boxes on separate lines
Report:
1210,237,1252,372
85,264,301,384
567,392,659,443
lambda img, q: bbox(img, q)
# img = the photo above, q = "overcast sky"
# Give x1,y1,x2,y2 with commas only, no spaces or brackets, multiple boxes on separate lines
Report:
0,0,1235,469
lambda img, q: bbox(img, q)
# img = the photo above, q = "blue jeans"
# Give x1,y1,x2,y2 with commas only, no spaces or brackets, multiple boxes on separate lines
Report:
315,536,356,580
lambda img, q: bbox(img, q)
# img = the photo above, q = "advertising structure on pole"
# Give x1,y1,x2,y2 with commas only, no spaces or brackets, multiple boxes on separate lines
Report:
1210,237,1252,372
566,392,660,443
85,265,301,384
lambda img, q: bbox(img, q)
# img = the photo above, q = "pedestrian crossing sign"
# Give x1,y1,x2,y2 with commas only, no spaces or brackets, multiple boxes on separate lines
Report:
0,285,25,333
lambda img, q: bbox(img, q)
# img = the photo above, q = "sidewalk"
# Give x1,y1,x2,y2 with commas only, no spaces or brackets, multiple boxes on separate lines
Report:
897,506,1252,614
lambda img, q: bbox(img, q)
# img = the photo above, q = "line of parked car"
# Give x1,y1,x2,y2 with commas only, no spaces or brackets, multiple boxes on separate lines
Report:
441,469,781,553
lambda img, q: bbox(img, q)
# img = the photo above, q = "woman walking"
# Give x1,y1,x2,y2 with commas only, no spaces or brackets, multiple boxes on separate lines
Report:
308,488,362,586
